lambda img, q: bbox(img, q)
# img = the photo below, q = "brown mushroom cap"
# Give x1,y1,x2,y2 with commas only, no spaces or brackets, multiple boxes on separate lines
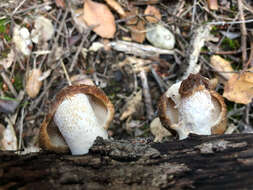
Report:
158,95,178,136
158,74,227,138
210,90,227,134
39,84,115,153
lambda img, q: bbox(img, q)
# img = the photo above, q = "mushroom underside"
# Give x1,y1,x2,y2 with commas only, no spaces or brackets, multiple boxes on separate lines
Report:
46,94,110,150
165,98,179,125
47,122,68,148
164,95,222,134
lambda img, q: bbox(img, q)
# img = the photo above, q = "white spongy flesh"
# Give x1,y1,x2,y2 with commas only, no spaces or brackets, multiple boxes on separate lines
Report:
54,93,108,155
177,90,215,139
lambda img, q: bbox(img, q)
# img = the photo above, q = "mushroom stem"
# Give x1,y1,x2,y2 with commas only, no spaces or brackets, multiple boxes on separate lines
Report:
53,93,108,155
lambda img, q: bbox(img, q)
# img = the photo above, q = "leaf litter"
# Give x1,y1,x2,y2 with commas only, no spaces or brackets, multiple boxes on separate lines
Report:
0,0,252,153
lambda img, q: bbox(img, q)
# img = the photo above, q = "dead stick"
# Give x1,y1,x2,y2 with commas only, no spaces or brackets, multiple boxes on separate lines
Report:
0,71,17,97
69,32,89,72
47,9,68,65
139,70,154,121
238,0,247,67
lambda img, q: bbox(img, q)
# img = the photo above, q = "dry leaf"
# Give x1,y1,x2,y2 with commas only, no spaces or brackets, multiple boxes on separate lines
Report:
0,49,15,70
70,74,94,86
150,117,171,142
129,20,146,43
13,25,32,56
83,0,116,38
144,5,161,23
31,16,54,44
105,0,126,17
124,7,145,43
0,123,17,151
26,69,42,98
207,0,218,10
124,7,138,25
55,0,66,8
210,55,234,81
223,70,253,104
120,90,143,120
118,56,152,73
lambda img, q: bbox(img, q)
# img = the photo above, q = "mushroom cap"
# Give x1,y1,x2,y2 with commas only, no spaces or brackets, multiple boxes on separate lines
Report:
158,74,227,138
39,84,114,153
158,95,178,136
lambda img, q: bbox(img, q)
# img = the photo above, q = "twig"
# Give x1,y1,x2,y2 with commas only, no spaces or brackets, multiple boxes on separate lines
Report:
207,19,253,25
29,74,57,111
151,67,167,92
201,49,242,55
109,41,174,58
216,13,240,49
238,0,247,67
18,105,26,152
244,31,253,68
245,105,250,126
15,2,52,15
69,32,89,72
139,70,154,121
60,59,72,86
182,24,212,80
0,71,17,97
47,9,69,65
191,0,197,30
12,0,27,15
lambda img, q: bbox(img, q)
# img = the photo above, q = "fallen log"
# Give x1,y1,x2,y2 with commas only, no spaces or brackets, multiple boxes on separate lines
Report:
1,133,253,190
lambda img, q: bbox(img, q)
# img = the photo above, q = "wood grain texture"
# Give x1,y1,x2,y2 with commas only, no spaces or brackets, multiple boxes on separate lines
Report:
1,134,253,190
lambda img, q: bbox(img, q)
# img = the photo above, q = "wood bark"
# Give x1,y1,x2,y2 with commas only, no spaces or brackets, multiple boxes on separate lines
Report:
1,133,253,190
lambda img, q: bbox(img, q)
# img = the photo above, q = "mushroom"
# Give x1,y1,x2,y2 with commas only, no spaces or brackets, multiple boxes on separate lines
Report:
39,84,114,155
158,74,227,140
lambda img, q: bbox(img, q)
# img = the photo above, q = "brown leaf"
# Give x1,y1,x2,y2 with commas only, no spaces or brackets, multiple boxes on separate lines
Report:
129,20,146,43
124,7,138,25
105,0,126,17
210,55,234,81
150,117,171,142
120,90,142,120
55,0,66,8
207,0,218,10
70,74,94,86
144,5,161,23
223,69,253,104
83,0,116,38
26,69,42,98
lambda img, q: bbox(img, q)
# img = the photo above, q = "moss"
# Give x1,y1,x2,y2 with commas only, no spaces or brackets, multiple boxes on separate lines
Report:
210,26,219,35
221,37,240,50
0,19,11,42
0,79,2,90
13,73,23,91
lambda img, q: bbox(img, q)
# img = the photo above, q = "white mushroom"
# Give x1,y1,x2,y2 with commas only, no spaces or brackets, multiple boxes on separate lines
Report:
39,85,114,155
158,74,227,140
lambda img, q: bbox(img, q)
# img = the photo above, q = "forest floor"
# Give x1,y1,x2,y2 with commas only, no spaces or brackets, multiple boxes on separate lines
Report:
0,0,252,152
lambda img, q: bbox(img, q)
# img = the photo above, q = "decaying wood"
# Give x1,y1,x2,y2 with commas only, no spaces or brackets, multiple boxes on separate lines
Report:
1,133,253,189
109,40,174,58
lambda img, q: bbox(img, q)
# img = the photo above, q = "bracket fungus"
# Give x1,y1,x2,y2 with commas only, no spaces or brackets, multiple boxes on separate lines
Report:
158,74,227,140
39,84,114,155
